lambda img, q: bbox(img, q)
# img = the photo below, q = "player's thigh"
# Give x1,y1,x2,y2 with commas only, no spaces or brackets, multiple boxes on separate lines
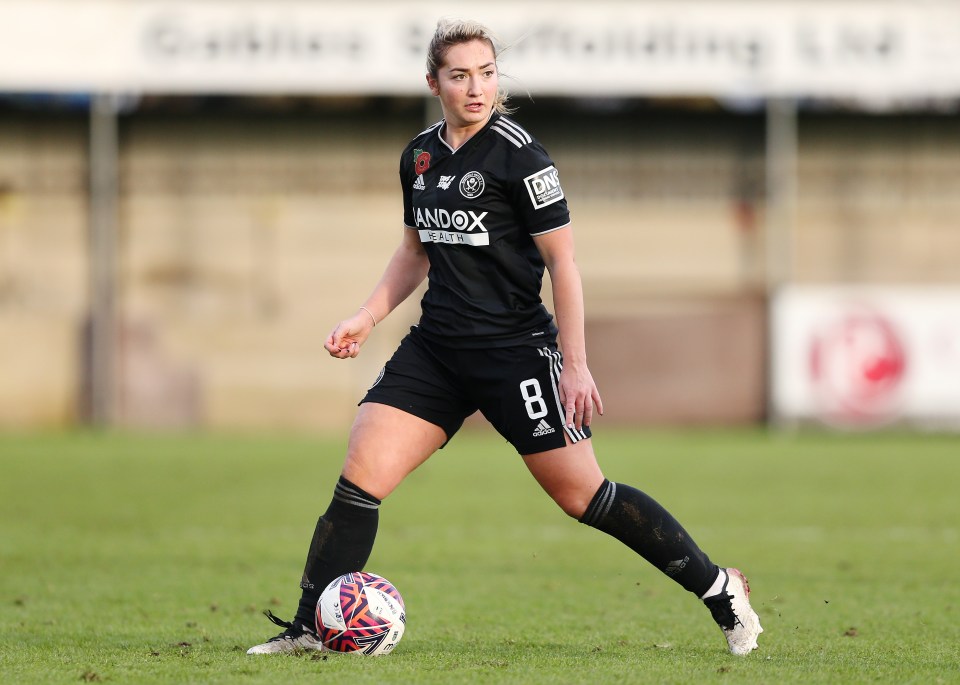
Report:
342,402,447,501
522,438,605,518
471,344,591,456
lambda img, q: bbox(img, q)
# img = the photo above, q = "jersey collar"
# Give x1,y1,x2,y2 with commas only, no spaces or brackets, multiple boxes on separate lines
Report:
436,111,501,154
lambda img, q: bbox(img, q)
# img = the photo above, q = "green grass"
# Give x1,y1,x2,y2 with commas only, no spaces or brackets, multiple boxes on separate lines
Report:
1,428,958,684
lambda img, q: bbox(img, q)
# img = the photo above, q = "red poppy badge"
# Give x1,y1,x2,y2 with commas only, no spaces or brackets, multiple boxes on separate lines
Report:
414,149,431,175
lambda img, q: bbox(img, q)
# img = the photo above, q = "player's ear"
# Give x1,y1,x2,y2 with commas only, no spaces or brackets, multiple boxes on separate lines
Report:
426,73,440,96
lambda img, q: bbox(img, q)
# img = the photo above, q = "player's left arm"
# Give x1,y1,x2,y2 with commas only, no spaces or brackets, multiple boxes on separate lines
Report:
534,226,603,431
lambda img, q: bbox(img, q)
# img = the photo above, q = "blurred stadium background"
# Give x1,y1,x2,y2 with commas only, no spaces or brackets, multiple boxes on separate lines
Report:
1,0,959,434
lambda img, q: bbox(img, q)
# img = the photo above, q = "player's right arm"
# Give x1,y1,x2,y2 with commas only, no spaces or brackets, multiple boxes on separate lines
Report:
325,227,428,359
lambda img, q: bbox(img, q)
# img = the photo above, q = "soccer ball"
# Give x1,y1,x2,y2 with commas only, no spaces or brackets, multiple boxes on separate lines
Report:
316,571,405,656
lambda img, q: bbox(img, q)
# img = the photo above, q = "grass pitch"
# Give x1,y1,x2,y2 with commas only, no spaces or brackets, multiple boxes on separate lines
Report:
1,428,958,684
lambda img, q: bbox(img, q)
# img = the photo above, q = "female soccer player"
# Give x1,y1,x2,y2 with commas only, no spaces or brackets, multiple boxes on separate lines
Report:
247,18,762,656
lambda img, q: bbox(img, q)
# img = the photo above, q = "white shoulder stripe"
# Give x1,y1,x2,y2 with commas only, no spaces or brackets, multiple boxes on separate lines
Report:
414,119,444,138
497,117,533,144
491,124,524,148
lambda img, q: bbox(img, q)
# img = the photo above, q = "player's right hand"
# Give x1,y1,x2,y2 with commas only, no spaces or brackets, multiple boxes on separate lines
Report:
324,311,374,359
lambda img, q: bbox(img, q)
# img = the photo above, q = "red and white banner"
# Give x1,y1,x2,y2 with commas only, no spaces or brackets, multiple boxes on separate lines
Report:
772,286,960,429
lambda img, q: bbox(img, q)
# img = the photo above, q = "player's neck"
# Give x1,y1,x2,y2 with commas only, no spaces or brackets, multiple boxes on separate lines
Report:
441,112,493,150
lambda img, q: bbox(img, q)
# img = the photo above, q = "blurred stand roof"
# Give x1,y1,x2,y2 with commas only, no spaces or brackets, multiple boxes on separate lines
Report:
1,0,959,108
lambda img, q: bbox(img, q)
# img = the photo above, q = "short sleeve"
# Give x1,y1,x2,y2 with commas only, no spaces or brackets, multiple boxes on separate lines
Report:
506,143,571,236
400,151,415,228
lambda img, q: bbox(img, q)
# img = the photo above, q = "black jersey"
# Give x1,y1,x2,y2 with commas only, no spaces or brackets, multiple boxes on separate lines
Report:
400,112,570,348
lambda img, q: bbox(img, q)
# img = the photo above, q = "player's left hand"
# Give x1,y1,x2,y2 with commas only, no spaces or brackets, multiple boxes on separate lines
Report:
557,361,603,431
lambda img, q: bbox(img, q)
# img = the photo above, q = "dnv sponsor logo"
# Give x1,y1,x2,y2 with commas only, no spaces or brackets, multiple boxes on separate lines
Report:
523,165,564,209
532,419,555,437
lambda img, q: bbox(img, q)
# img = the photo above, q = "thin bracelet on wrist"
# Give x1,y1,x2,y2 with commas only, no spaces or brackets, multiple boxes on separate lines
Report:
359,306,378,327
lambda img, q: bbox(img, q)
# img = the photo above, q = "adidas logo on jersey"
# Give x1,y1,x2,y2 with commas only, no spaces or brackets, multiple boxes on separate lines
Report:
532,419,555,437
413,175,425,190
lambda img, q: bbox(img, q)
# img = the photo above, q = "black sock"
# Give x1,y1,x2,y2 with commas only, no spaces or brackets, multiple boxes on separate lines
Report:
579,479,719,597
293,476,381,627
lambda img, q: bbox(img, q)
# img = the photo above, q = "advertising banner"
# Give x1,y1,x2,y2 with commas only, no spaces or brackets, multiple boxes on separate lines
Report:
772,286,960,429
1,1,959,98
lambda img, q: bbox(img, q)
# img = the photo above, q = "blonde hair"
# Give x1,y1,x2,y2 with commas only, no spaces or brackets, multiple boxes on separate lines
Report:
426,18,513,115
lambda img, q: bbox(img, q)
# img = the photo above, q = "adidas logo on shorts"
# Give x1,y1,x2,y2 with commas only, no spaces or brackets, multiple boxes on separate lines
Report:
532,419,555,437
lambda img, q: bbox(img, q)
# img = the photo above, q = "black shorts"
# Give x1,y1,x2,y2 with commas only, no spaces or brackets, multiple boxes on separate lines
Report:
361,327,592,455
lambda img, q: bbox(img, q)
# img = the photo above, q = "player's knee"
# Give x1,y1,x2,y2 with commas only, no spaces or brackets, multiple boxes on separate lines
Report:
341,461,393,502
552,490,592,519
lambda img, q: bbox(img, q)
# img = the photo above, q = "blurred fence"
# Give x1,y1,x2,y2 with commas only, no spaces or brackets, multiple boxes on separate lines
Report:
1,101,958,430
2,0,960,431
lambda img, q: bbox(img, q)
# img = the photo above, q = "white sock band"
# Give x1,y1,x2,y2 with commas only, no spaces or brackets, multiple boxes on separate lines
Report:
701,568,728,599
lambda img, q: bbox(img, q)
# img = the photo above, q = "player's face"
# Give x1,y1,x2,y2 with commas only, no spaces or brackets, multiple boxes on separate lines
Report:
428,39,498,131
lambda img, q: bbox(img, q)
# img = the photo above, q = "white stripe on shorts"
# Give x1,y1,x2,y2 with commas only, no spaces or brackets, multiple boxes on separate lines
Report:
537,347,588,444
